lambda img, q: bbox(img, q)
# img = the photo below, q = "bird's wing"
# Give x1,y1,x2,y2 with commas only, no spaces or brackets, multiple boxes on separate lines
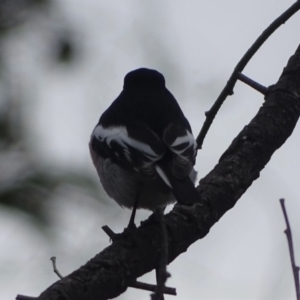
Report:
91,122,199,204
91,123,166,177
163,123,197,179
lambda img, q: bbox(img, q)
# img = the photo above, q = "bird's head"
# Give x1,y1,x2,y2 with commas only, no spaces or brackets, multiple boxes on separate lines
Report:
124,68,165,90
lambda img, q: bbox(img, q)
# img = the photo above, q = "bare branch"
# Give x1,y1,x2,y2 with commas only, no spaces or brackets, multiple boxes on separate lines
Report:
279,198,300,300
129,281,176,296
102,225,117,239
102,223,174,297
50,257,64,280
152,209,170,300
16,296,37,300
196,1,300,149
237,73,268,95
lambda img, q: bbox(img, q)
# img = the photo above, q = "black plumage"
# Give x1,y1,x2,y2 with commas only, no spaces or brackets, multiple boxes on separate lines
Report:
90,68,199,215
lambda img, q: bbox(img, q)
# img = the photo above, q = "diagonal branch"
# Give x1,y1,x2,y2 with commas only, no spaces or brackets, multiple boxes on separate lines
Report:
196,1,300,149
20,43,300,300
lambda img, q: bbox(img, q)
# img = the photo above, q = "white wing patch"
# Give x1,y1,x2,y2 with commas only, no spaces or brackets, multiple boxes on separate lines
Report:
93,125,163,162
155,165,172,188
92,124,196,188
170,130,197,159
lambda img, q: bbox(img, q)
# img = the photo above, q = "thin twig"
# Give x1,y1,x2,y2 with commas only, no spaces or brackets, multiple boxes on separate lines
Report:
104,222,175,297
279,198,300,300
15,295,37,300
196,1,300,149
50,257,64,279
129,281,176,296
237,73,268,95
102,225,117,239
152,209,170,300
15,257,65,299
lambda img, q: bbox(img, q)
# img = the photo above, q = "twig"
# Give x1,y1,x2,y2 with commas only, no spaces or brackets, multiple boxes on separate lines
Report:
15,257,65,299
196,1,300,149
237,73,268,95
50,257,64,279
104,223,175,297
15,295,37,300
129,281,176,296
279,198,300,300
152,209,170,300
102,225,117,239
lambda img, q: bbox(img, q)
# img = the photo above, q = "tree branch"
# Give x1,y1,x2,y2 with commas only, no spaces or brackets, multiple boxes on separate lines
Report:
19,42,300,300
50,257,64,280
280,198,300,300
196,1,300,149
237,73,268,95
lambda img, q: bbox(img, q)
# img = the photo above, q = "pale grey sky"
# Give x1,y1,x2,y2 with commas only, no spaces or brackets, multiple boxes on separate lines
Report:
2,1,300,299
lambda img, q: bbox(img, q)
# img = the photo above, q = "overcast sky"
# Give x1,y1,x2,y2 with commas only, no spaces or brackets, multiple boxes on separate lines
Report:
2,1,300,299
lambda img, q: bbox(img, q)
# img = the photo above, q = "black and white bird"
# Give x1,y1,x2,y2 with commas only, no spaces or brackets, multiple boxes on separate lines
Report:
89,68,199,226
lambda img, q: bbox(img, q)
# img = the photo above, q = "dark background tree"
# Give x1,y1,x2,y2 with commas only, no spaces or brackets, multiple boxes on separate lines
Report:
1,1,300,299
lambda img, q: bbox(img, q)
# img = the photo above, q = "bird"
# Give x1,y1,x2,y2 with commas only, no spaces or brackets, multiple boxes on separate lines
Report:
89,68,199,227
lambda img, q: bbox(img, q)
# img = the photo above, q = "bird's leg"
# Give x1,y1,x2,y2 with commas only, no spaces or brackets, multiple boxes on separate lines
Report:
106,197,139,244
127,192,140,229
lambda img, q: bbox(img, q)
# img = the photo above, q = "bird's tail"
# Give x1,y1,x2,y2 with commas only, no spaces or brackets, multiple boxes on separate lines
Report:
156,161,199,205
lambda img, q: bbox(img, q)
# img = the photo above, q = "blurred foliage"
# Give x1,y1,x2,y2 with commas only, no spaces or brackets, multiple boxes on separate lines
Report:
55,34,76,63
0,0,77,64
0,0,99,227
0,0,49,33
